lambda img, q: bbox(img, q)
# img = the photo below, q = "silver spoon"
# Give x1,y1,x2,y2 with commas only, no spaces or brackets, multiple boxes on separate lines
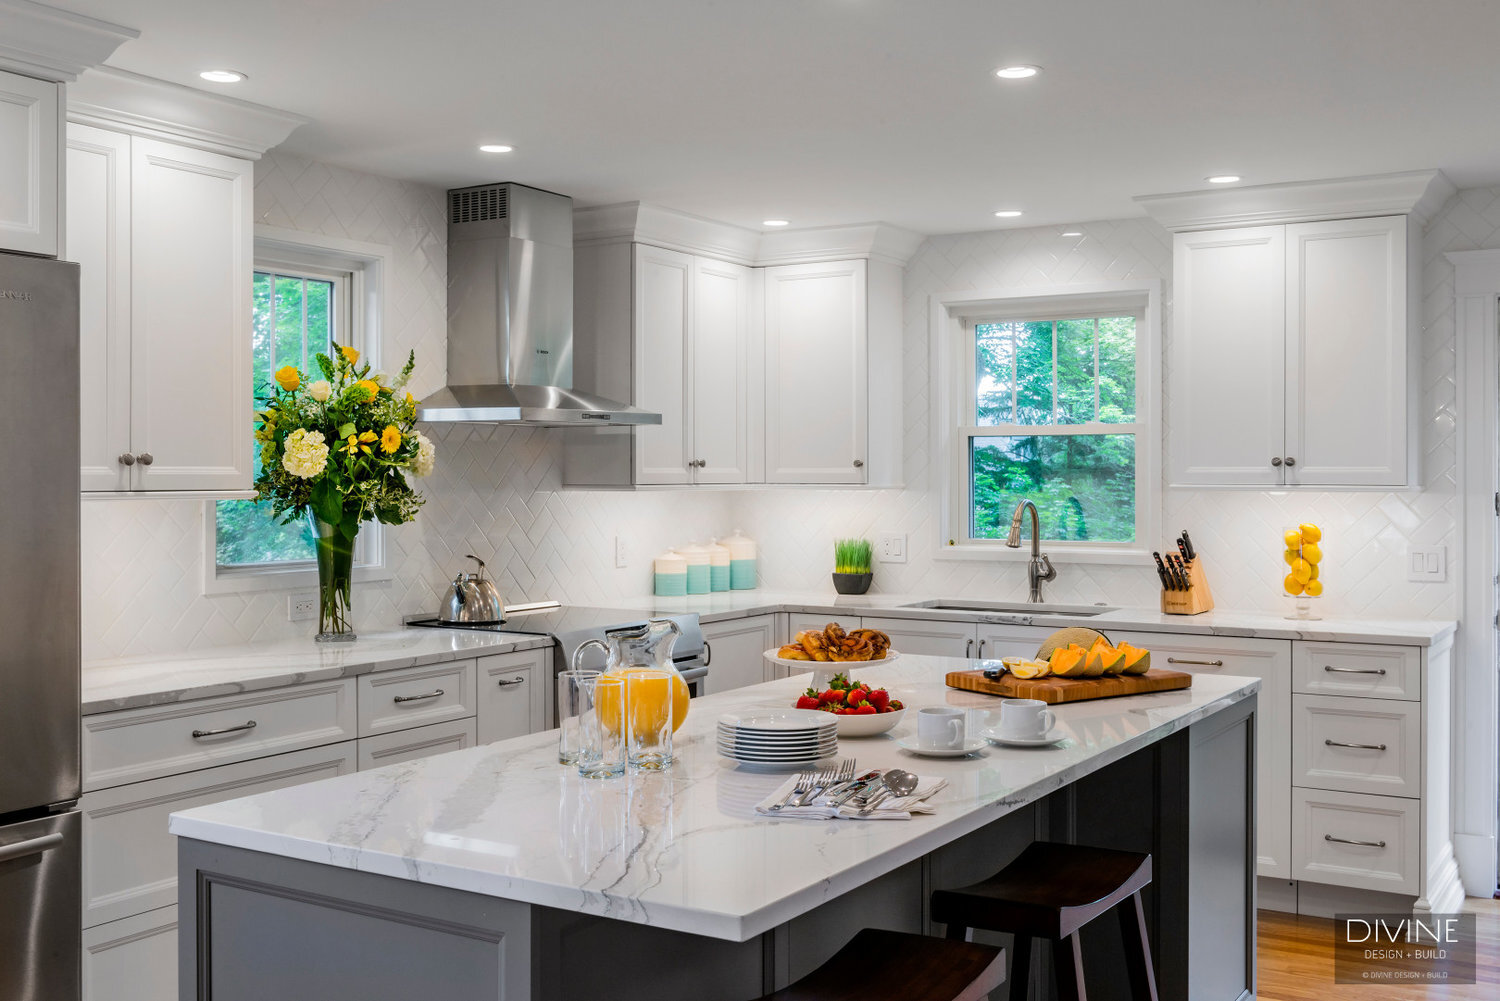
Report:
856,769,921,815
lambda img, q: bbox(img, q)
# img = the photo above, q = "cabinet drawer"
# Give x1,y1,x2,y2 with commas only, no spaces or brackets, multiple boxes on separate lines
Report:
1293,642,1420,700
358,719,476,770
1292,787,1420,894
82,679,356,791
82,905,177,1001
1293,695,1420,797
79,742,356,927
357,659,476,737
478,649,548,740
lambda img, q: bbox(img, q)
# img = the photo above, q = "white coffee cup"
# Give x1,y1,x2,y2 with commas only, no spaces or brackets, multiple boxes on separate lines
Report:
997,698,1056,740
917,707,966,749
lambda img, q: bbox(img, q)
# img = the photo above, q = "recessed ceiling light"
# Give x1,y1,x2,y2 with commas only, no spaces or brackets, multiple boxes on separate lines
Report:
1206,174,1242,184
199,69,245,83
478,144,515,153
995,65,1041,80
1061,231,1082,237
762,219,790,227
993,210,1023,218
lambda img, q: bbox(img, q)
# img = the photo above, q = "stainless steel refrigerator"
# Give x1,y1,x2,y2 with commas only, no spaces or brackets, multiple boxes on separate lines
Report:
0,250,81,1000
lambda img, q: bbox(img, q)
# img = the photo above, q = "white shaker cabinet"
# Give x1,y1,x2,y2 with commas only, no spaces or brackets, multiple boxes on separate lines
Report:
66,123,254,494
0,69,60,257
477,647,550,741
701,614,777,693
690,255,758,483
633,244,695,484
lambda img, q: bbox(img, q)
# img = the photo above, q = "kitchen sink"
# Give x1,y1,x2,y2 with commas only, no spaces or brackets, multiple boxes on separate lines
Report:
901,599,1116,617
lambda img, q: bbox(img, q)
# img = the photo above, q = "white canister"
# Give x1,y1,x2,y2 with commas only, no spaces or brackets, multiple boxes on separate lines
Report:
723,529,757,590
679,542,711,595
653,550,688,597
706,538,732,592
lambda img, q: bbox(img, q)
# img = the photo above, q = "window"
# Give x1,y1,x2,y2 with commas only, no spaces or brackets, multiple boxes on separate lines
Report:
935,283,1160,560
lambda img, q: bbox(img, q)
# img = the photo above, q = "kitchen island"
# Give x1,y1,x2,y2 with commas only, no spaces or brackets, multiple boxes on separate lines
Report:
171,656,1259,1001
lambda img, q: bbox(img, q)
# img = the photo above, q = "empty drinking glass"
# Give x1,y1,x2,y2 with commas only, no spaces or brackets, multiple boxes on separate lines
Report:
623,669,674,770
578,675,627,779
557,669,601,764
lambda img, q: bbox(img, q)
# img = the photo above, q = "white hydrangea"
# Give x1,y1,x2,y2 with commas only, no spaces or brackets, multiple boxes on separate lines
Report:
411,431,436,477
307,380,332,402
281,428,329,479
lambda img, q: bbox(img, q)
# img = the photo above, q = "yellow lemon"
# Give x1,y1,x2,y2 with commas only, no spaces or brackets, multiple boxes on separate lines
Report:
1301,543,1323,565
1304,579,1324,597
1283,548,1301,566
1283,529,1302,549
1300,523,1322,544
1291,558,1313,583
1308,563,1319,580
1009,660,1050,680
1283,573,1305,596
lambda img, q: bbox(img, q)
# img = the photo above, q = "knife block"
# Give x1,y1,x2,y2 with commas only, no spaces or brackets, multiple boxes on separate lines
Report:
1161,558,1215,615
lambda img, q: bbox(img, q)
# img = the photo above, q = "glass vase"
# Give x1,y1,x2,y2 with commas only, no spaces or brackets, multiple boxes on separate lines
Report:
313,517,357,642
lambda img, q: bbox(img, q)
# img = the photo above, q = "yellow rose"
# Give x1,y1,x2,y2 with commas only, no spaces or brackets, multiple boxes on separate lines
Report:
339,345,360,366
380,425,402,454
355,379,380,401
275,366,300,392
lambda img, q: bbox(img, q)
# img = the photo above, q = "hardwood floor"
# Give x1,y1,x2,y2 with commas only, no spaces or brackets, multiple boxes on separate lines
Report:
1257,899,1500,999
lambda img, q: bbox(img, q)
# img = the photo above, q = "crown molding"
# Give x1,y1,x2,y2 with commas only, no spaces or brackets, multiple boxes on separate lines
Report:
1136,169,1455,232
0,0,137,81
67,66,308,159
573,201,924,267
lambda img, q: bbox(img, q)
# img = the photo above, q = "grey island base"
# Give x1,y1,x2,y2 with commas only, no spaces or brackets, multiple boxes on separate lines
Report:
171,659,1259,1001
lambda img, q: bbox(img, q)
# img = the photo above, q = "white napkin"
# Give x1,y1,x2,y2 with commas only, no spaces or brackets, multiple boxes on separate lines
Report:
753,774,947,820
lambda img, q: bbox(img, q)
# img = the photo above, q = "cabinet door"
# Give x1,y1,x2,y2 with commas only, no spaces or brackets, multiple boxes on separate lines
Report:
128,138,252,491
764,260,867,483
1170,227,1286,486
860,616,976,659
1112,630,1293,879
0,70,58,256
478,648,549,741
1284,215,1408,486
691,257,754,483
67,124,133,491
974,624,1054,661
701,614,777,694
633,244,694,484
83,905,177,1001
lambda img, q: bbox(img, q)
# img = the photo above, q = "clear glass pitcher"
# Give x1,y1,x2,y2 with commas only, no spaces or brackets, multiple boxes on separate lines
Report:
571,619,689,762
571,618,682,676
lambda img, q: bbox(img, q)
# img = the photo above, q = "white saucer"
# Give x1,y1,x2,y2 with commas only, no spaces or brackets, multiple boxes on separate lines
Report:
982,727,1067,747
894,736,987,758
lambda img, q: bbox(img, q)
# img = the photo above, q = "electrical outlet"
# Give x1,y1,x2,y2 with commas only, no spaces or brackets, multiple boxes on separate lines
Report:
1406,547,1447,583
614,535,629,569
288,594,318,621
879,533,907,564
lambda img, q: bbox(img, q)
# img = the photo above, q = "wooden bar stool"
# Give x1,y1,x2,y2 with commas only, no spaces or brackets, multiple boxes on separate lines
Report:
930,842,1157,1001
753,927,1005,1001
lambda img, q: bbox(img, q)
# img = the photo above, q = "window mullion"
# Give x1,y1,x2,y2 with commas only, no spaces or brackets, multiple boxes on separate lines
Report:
1093,316,1101,422
1050,320,1058,423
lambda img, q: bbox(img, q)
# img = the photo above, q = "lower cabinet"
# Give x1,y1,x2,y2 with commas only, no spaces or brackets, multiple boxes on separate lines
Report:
357,719,477,770
701,614,777,693
82,905,178,1001
478,647,550,740
860,616,973,658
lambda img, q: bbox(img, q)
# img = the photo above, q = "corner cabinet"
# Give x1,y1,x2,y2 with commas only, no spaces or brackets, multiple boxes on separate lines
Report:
66,122,254,493
0,68,60,257
1170,215,1415,488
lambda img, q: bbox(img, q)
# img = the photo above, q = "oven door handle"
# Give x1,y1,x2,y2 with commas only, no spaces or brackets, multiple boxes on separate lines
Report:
676,665,709,683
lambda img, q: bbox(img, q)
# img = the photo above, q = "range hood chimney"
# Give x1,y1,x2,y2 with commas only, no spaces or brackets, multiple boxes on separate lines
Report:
417,182,660,427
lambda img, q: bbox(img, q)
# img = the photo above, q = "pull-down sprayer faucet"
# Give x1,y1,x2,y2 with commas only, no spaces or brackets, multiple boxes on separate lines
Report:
1006,499,1056,603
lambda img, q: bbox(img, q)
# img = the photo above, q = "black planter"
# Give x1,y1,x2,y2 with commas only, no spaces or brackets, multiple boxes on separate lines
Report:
831,572,873,595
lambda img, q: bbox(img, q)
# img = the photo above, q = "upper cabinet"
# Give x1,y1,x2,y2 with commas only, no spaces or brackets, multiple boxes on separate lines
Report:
68,123,254,493
0,69,60,256
1171,216,1413,488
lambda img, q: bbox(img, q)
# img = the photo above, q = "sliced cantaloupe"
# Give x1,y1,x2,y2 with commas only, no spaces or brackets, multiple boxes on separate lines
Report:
1083,636,1127,676
1116,642,1151,675
1048,643,1089,678
1036,627,1108,661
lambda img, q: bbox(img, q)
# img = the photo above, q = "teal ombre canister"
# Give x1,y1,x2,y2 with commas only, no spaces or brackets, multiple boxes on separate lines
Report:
724,529,757,590
653,550,688,596
707,539,732,592
680,543,711,595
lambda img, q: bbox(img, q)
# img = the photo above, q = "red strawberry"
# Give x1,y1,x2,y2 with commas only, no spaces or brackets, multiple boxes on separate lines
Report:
845,688,868,706
888,699,904,711
795,695,821,710
835,706,855,715
819,688,844,705
866,689,890,711
854,704,878,715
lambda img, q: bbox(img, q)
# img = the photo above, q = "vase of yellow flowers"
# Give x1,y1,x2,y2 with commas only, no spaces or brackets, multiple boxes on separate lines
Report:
255,343,435,641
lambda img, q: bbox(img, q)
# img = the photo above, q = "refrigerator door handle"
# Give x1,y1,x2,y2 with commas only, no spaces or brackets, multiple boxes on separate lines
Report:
0,831,64,863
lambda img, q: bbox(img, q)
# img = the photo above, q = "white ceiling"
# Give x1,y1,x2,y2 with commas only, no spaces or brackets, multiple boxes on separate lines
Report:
59,0,1500,235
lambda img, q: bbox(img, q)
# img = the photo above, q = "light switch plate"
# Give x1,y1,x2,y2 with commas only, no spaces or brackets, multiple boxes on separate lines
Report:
614,535,629,569
879,533,907,564
1406,547,1447,582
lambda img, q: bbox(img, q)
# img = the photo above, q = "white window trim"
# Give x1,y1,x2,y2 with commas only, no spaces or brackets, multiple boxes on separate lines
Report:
929,280,1162,565
202,226,395,595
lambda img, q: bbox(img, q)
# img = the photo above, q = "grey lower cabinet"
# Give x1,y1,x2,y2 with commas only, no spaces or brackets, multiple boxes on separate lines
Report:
701,614,777,693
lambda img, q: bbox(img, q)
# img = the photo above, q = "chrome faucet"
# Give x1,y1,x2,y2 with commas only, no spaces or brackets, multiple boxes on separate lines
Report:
1006,499,1057,603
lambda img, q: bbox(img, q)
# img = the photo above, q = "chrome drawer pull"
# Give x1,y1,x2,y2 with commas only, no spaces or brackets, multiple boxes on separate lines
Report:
1324,834,1386,849
0,832,64,863
394,689,445,704
1167,657,1223,668
495,676,525,687
1325,739,1387,751
191,720,257,739
1324,665,1387,675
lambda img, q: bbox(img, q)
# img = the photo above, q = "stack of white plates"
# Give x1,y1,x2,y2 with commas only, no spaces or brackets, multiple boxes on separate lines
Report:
717,709,838,766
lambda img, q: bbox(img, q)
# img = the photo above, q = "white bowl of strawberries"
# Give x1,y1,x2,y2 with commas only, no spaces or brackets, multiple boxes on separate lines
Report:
793,673,906,737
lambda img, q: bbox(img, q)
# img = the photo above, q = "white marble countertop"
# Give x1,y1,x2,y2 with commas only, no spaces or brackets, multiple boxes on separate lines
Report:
81,630,554,715
169,655,1259,942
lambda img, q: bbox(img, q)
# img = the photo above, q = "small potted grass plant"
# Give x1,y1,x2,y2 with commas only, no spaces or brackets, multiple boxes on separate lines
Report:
832,538,874,595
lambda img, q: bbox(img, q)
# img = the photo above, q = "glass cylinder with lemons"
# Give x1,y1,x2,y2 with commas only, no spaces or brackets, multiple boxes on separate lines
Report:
1282,522,1324,619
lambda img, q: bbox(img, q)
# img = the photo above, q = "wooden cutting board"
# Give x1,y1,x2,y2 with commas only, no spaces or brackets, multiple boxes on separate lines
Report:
945,668,1192,704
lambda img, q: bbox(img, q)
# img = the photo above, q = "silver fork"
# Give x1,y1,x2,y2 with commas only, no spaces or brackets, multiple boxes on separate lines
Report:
768,770,815,812
793,760,853,808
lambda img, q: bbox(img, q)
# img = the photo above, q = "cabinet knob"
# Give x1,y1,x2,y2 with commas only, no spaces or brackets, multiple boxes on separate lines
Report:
1284,456,1295,467
118,453,135,466
1271,457,1282,467
852,459,865,468
137,452,154,466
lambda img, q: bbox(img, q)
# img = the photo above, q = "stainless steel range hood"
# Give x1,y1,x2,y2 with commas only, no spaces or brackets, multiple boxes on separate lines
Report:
417,183,660,427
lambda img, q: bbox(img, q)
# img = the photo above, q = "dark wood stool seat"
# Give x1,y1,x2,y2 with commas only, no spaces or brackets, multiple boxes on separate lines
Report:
930,842,1157,1001
753,927,1005,1001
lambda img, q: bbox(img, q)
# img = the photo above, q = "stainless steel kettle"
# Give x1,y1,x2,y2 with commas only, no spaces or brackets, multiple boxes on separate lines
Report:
438,555,505,624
